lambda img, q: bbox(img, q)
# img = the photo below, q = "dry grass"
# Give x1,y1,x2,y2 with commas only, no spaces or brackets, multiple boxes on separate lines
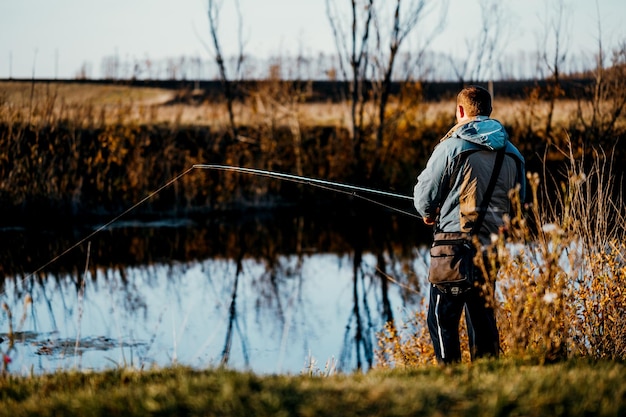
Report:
0,81,348,127
494,143,626,361
1,79,624,216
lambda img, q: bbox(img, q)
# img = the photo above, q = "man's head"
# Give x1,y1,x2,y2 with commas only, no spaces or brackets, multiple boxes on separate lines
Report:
456,85,492,122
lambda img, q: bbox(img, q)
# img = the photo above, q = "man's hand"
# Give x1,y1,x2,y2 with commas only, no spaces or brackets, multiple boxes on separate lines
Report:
423,217,436,226
422,208,439,226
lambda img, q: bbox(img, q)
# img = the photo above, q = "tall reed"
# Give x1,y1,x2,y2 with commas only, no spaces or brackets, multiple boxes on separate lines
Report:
494,140,626,361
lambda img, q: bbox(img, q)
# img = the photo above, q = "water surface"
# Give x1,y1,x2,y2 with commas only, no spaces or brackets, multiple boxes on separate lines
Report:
0,207,432,375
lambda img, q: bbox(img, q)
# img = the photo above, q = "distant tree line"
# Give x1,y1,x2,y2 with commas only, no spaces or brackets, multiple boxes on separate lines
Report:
81,48,595,84
9,77,594,104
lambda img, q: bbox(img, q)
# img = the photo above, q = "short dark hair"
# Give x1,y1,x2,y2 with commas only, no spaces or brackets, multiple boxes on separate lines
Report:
457,85,492,116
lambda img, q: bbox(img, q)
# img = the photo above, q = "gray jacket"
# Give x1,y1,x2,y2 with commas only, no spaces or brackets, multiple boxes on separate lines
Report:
413,116,525,245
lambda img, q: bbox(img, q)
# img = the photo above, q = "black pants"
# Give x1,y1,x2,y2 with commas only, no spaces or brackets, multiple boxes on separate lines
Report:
427,283,499,364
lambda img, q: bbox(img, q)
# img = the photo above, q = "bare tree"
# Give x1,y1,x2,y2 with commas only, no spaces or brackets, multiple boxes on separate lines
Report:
446,0,510,87
538,0,570,141
206,0,246,142
575,1,626,146
371,1,445,150
326,0,373,175
326,0,446,179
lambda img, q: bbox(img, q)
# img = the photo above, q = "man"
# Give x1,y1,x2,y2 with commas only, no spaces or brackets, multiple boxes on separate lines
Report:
413,85,525,364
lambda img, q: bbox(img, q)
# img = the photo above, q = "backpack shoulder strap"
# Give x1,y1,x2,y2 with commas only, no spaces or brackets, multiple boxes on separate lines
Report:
471,147,506,235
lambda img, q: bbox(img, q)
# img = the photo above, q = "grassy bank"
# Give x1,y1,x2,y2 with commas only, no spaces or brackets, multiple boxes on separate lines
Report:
0,359,624,416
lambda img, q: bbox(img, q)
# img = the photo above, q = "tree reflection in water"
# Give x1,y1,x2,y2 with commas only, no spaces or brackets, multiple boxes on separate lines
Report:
0,205,431,374
220,242,248,368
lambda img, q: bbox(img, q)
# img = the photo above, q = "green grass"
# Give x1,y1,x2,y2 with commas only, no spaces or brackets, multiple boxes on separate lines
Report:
1,359,624,416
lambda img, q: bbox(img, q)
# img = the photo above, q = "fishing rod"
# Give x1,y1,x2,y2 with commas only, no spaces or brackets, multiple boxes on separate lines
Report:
192,164,414,201
192,164,421,219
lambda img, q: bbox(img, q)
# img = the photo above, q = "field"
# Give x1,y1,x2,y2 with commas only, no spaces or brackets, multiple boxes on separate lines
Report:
0,79,599,128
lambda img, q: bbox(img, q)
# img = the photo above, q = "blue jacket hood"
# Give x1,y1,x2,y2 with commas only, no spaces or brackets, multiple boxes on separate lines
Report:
454,116,508,150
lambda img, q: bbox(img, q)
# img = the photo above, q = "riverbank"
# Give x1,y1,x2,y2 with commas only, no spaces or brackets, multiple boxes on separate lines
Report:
2,80,623,221
0,358,624,416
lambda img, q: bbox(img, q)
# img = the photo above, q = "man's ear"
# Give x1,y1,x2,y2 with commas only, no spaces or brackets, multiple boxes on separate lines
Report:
458,105,465,118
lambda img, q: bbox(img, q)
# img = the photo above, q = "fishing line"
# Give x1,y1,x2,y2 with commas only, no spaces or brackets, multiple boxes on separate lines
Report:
291,180,420,218
376,267,420,295
3,164,420,295
4,167,195,292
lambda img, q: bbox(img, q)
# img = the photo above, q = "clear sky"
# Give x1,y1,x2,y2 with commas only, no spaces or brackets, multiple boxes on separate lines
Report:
1,0,625,80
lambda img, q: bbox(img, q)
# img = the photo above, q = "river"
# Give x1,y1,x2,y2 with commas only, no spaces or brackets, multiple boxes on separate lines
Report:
0,205,432,375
